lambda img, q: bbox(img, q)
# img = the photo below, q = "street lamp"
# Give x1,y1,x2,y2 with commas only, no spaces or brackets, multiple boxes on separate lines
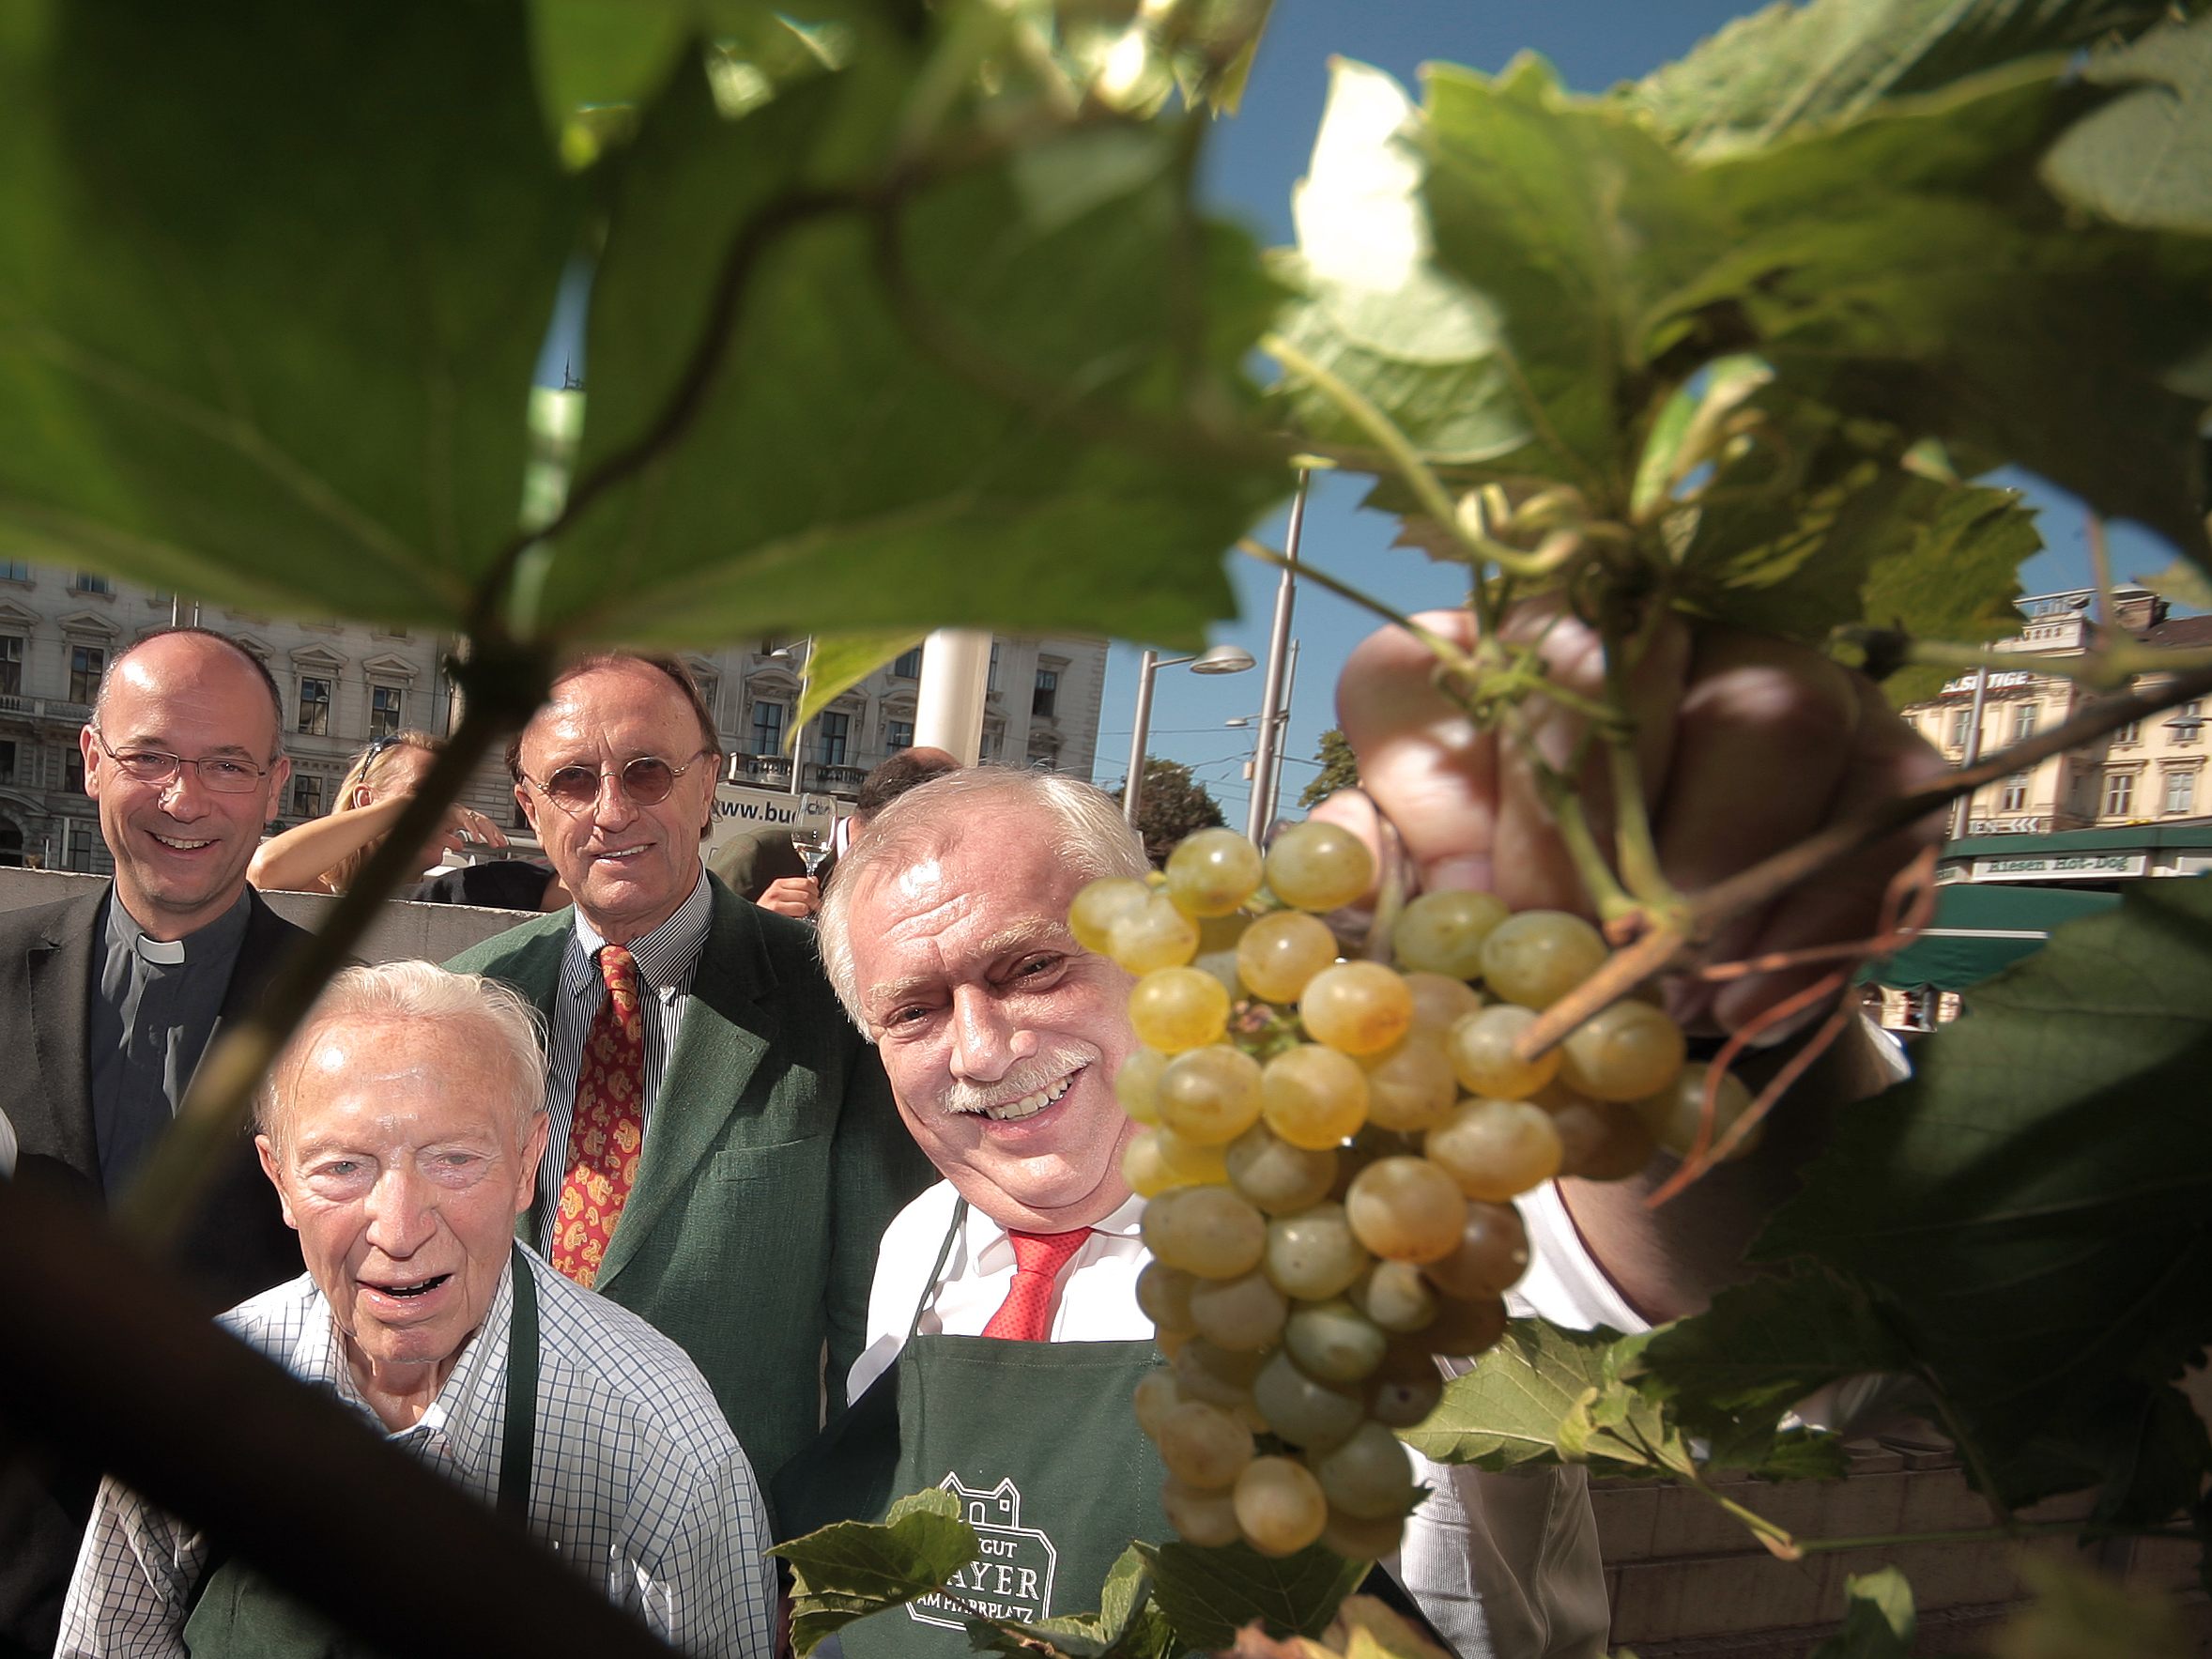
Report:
1123,643,1255,823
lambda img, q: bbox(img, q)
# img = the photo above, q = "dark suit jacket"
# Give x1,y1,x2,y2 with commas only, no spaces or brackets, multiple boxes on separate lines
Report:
446,875,930,1486
0,883,310,1655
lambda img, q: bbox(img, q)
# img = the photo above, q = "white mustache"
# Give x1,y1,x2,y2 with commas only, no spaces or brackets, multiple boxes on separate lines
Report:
938,1041,1100,1115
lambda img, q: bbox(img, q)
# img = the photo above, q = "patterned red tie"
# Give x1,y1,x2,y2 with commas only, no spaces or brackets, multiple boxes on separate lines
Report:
981,1230,1091,1342
551,945,645,1289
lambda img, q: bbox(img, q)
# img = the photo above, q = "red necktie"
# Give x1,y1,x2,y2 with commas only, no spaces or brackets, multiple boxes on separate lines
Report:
981,1230,1090,1342
552,945,645,1289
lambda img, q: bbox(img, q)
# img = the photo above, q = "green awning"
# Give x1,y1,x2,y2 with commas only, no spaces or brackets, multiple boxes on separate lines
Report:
1868,883,2121,991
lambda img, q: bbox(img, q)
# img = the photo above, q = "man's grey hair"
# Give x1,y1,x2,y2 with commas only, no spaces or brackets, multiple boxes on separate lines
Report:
258,960,549,1151
818,767,1147,1026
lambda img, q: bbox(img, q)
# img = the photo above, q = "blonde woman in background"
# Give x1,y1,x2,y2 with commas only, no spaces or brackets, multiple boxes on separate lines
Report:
248,731,563,909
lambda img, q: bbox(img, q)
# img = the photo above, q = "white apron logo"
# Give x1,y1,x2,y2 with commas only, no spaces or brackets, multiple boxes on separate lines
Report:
908,1474,1058,1630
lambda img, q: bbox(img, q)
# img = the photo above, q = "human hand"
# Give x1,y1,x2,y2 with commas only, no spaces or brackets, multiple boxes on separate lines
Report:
442,804,508,850
755,875,822,921
1317,607,1945,1035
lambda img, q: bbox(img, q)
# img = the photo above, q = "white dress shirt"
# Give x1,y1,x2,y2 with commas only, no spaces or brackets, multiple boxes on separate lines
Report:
851,1181,1634,1659
60,1248,777,1659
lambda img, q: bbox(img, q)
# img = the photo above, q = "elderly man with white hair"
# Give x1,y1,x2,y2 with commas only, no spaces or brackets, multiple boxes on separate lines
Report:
58,961,777,1659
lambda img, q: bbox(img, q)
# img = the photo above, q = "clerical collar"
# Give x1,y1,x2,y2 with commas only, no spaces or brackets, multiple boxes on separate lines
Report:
104,885,253,967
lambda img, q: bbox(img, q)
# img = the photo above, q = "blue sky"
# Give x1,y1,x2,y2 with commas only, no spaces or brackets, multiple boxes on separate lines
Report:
1091,2,2175,823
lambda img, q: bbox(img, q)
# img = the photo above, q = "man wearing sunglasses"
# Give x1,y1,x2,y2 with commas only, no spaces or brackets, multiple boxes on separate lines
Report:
448,653,931,1494
0,626,310,1655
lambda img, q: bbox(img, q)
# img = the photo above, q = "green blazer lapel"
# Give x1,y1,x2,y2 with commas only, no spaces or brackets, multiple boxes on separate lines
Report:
597,883,781,1290
23,891,104,1174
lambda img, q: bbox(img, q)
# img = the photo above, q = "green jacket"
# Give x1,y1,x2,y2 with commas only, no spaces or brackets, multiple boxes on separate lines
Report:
447,875,931,1485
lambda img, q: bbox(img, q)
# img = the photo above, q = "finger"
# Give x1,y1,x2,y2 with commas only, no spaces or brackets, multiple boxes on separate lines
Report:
1705,674,1947,1033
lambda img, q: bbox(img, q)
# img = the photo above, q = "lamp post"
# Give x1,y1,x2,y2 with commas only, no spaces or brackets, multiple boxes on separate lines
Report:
1227,637,1299,838
1123,643,1254,824
1246,469,1307,843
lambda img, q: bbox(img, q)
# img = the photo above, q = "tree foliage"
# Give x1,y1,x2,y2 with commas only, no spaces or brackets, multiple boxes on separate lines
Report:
1299,728,1360,807
1121,758,1227,867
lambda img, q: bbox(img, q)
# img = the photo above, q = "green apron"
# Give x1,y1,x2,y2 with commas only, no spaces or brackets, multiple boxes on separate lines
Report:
180,1243,542,1658
773,1201,1168,1659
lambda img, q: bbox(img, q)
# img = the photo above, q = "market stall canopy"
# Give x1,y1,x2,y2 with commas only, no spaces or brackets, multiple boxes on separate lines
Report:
1871,883,2122,991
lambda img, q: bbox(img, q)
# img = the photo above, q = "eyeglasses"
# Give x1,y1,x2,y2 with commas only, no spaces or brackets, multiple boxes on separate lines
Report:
90,731,273,794
524,749,714,814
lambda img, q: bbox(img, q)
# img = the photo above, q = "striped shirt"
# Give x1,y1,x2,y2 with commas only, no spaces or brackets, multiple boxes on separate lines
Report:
59,1248,776,1659
535,870,714,1252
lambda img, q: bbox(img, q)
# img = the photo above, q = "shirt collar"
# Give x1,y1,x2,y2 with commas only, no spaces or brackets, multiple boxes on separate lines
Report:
965,1188,1145,1271
104,883,251,968
296,1259,515,1474
564,867,712,999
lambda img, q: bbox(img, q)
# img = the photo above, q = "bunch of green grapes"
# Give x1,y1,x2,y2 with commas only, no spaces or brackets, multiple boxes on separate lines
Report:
1073,823,1754,1562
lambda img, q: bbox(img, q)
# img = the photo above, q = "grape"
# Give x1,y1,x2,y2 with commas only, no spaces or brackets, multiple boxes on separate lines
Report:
1224,1124,1338,1216
1634,1063,1764,1160
1142,1184,1266,1279
1547,1095,1657,1181
1071,876,1153,955
1191,913,1252,998
1283,1298,1388,1384
1133,1366,1186,1436
1425,1098,1565,1202
1114,1048,1170,1124
1233,1456,1329,1557
1367,1344,1446,1427
1403,971,1484,1038
1188,1268,1290,1352
1158,1400,1255,1489
1559,1000,1688,1102
1264,1203,1371,1301
1260,1044,1370,1149
1391,889,1510,979
1264,822,1375,914
1478,910,1608,1009
1157,1044,1265,1145
1299,962,1415,1057
1121,1128,1228,1197
1165,828,1266,918
1344,1156,1468,1265
1172,1337,1267,1406
1312,1421,1418,1520
1236,911,1340,1005
1446,1005,1561,1099
1107,895,1200,975
1350,1260,1437,1335
1251,1353,1364,1452
1135,1261,1199,1334
1360,1035,1459,1132
1420,1201,1529,1299
1154,1329,1189,1362
1321,1504,1407,1562
1421,1293,1509,1359
1129,966,1232,1053
1161,1477,1243,1546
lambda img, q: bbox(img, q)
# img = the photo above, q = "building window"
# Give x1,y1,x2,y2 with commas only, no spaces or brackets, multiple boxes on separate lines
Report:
291,776,326,819
70,571,112,596
886,718,914,752
0,561,29,583
2163,770,2197,816
65,747,85,793
2104,773,2135,818
369,684,404,738
0,635,20,698
695,675,720,726
980,726,1001,760
1999,774,2029,813
751,699,787,755
297,677,331,736
69,645,104,705
1947,710,1970,748
988,643,1001,694
818,711,850,767
2112,719,2142,746
67,832,93,872
1033,668,1059,719
0,740,14,783
2011,703,2037,742
2174,700,2204,745
892,648,922,679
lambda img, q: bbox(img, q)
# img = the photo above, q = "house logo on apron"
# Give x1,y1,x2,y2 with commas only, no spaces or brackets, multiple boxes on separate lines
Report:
908,1473,1059,1630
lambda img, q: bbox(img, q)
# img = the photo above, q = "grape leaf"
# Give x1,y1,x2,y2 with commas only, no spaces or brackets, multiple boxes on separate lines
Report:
1855,484,2035,707
1627,0,2179,161
1987,1556,2197,1659
1400,1321,1687,1477
2043,11,2212,233
1137,1538,1366,1652
797,631,924,730
967,1546,1170,1659
541,39,1285,649
1756,878,2212,1513
770,1486,979,1658
0,0,581,628
1809,1568,1916,1659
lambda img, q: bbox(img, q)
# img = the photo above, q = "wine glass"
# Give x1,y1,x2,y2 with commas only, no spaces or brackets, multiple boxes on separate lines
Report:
791,825,832,879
